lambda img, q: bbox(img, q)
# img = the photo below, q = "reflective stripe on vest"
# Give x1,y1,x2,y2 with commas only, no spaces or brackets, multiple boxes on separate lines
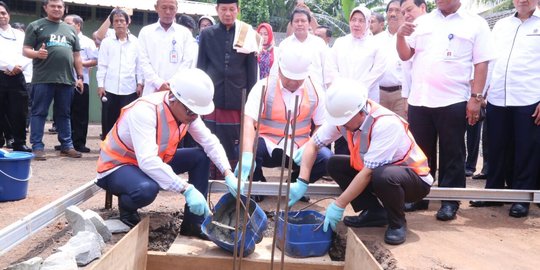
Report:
97,92,188,173
343,101,430,177
258,76,319,148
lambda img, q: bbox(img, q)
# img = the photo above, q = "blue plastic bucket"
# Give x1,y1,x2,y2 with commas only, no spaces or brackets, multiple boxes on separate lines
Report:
202,193,268,257
0,151,34,202
276,210,333,258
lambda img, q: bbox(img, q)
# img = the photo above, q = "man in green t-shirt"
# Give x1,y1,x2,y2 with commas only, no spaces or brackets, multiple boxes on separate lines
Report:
23,0,83,161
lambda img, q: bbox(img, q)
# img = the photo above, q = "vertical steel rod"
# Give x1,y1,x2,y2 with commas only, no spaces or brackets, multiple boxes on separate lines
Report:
232,89,247,270
238,85,266,268
280,96,299,270
270,111,292,270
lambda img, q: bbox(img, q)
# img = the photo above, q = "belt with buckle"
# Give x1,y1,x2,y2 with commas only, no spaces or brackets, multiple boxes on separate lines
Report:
380,85,402,92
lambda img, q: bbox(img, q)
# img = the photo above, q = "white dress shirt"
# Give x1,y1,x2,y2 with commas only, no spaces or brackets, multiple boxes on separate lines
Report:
488,10,540,107
138,21,198,96
313,103,433,185
325,34,387,102
406,7,494,107
76,33,97,84
97,98,231,192
96,34,142,95
377,30,404,88
279,34,328,89
0,26,31,73
244,77,326,155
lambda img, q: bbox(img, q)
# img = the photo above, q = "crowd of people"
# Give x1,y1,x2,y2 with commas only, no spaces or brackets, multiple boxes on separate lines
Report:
1,0,538,245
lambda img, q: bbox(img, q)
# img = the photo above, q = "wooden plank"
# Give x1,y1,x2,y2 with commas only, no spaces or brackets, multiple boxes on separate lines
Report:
147,236,344,270
90,217,149,270
344,228,382,270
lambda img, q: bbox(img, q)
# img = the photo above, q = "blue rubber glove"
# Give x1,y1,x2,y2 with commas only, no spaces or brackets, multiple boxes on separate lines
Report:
225,173,244,198
323,202,345,232
288,179,308,207
293,145,305,166
234,152,253,181
183,185,210,217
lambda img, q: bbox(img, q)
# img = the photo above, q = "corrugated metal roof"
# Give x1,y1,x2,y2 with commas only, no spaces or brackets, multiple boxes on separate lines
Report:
63,0,216,16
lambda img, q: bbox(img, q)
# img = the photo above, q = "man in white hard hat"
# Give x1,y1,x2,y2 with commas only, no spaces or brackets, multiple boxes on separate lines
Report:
96,68,240,240
237,45,332,202
288,78,433,245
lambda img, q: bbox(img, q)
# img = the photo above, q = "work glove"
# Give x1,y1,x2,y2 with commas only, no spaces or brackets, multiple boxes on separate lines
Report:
234,152,254,181
183,185,210,217
323,202,345,232
225,173,244,198
293,145,305,166
288,179,308,207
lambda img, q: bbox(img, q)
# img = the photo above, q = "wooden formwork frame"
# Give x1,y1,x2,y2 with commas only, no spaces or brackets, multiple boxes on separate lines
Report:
89,221,382,270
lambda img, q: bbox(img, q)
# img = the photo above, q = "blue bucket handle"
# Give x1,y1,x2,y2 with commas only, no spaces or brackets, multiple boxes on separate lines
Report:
0,167,32,182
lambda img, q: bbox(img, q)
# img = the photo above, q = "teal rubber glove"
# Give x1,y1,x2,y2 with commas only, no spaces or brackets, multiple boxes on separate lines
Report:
225,173,244,198
234,152,253,181
183,185,210,217
293,145,305,166
323,202,345,232
288,179,308,207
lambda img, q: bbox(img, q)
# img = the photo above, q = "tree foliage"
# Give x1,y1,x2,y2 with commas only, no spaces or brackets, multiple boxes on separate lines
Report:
239,0,270,26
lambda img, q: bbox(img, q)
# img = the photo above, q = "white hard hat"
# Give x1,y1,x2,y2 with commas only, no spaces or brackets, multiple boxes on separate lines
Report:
325,78,368,126
169,68,215,115
278,45,311,80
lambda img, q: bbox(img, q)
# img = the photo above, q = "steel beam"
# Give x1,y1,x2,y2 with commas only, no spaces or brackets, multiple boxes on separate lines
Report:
209,180,540,203
0,180,102,255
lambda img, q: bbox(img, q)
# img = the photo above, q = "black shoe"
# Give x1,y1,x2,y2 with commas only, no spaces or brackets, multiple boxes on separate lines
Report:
472,174,487,180
48,127,57,134
469,201,503,207
75,146,91,153
404,200,429,212
5,139,14,149
465,169,474,177
13,145,32,152
436,203,459,221
384,225,407,245
509,203,529,218
54,145,61,151
343,208,388,228
299,195,310,203
180,222,210,241
119,208,141,228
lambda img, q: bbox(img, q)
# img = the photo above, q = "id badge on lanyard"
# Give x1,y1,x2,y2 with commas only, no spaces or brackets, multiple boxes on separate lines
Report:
170,39,178,63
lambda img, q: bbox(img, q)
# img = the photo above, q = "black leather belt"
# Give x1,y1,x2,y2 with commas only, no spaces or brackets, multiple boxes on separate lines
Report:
380,85,402,92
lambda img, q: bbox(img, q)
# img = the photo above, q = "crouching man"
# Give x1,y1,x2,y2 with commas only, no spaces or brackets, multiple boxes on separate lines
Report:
96,69,240,240
288,78,433,245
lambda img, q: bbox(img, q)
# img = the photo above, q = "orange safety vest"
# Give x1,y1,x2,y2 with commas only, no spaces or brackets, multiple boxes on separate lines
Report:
97,91,188,173
258,76,319,148
342,101,430,177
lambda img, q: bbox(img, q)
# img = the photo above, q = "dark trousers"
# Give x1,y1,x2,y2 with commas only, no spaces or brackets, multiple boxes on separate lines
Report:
465,120,482,173
252,137,332,183
486,102,540,190
334,137,350,155
328,155,430,227
101,92,138,138
408,102,467,194
96,148,210,225
0,73,28,148
71,83,89,148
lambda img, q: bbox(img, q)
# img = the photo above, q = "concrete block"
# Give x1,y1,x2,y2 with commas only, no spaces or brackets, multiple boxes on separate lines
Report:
84,209,112,242
40,251,77,270
104,219,130,233
58,231,104,266
5,257,42,270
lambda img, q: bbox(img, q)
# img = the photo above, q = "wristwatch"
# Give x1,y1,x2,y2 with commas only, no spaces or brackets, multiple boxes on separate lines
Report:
76,75,83,80
471,93,484,102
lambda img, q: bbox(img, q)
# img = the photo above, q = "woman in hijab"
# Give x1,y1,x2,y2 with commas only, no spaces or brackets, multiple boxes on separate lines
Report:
256,23,276,79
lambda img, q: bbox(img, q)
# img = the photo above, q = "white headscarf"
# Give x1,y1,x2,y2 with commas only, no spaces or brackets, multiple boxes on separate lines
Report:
349,5,372,38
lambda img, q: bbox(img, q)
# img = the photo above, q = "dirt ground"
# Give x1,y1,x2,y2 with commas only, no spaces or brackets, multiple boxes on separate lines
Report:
0,123,539,269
